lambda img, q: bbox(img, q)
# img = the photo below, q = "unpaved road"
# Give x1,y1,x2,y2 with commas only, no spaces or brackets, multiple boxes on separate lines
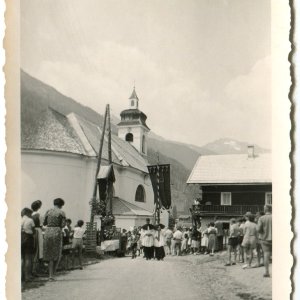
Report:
22,254,271,300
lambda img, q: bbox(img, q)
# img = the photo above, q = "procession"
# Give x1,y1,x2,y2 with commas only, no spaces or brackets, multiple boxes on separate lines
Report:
21,197,272,282
12,1,281,299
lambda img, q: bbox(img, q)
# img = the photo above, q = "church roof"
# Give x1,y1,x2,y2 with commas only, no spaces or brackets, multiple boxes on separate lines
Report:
21,107,149,173
112,197,153,216
21,108,86,155
118,109,150,131
129,88,139,100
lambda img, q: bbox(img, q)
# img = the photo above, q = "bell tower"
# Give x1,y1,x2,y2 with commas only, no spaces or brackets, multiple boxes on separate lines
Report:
117,87,150,158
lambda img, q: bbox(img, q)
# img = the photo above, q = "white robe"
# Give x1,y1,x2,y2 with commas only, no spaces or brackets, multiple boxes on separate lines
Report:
154,231,165,247
142,228,154,247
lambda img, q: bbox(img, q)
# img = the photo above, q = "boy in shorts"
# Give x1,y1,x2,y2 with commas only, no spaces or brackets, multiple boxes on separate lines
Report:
72,220,85,270
224,218,239,266
242,213,258,269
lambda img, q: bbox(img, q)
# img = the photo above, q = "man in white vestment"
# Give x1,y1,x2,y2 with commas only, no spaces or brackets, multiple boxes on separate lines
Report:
141,218,155,260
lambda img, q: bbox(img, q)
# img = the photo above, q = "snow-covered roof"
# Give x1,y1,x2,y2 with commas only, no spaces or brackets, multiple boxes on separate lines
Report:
187,153,272,185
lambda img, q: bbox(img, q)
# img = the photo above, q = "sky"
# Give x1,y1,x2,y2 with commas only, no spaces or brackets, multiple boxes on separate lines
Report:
21,0,271,149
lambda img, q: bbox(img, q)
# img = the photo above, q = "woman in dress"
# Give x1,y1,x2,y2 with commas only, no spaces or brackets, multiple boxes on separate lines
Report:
207,222,218,256
201,224,209,254
43,198,66,281
31,200,43,275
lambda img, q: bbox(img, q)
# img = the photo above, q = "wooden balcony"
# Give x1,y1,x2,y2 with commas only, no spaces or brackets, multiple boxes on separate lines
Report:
192,204,264,216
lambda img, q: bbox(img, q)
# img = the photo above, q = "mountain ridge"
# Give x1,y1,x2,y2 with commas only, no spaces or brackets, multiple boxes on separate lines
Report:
21,70,270,213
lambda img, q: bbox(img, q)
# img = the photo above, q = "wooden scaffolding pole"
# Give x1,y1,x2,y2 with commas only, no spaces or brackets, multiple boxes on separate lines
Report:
107,104,113,215
90,105,108,224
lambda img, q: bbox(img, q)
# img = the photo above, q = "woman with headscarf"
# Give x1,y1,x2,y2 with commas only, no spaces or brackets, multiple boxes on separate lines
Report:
43,198,66,281
207,222,218,256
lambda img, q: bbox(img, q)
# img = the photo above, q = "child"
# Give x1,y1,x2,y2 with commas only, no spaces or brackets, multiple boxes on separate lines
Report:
61,219,73,270
131,230,140,259
224,218,239,266
191,227,200,255
72,220,85,270
21,208,35,282
181,233,188,255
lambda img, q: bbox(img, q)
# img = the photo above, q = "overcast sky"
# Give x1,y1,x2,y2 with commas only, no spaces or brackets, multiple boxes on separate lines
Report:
21,0,271,149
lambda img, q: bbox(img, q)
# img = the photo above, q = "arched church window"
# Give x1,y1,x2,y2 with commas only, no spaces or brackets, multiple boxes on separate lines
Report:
142,135,146,153
131,100,134,107
125,133,133,142
135,185,145,202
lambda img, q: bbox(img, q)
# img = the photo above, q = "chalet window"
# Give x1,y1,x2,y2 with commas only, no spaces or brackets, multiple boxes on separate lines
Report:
221,192,231,205
131,100,134,107
265,192,272,205
125,133,133,142
135,185,145,202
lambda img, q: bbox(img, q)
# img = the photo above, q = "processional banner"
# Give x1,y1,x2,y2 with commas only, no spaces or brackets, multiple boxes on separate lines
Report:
147,164,171,210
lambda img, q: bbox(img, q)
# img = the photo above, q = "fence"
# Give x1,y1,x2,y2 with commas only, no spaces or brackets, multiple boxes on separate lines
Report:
192,204,264,216
85,222,97,252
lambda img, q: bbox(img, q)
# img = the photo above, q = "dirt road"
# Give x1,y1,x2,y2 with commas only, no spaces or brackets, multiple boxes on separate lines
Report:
22,254,271,300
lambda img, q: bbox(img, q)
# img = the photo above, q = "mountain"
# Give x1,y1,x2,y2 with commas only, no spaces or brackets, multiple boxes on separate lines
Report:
147,137,214,171
201,138,270,155
21,70,270,214
21,70,119,142
21,70,196,213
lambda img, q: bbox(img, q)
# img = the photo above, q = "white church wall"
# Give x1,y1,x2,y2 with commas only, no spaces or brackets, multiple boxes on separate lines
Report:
22,151,155,224
113,166,154,213
21,151,96,223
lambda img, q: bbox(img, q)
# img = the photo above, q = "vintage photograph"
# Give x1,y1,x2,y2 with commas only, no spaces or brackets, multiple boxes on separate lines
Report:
7,0,291,299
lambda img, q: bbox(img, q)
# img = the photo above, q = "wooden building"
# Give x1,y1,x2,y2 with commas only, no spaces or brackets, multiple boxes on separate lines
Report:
187,146,272,225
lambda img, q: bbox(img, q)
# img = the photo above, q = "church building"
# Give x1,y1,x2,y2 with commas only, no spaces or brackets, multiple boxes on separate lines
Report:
21,82,160,229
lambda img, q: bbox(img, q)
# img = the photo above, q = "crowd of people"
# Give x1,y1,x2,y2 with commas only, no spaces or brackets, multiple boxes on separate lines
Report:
21,199,272,282
119,205,272,279
225,204,272,278
21,198,85,282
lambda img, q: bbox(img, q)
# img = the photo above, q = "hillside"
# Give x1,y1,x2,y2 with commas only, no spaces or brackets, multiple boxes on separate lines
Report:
21,70,270,214
21,70,196,213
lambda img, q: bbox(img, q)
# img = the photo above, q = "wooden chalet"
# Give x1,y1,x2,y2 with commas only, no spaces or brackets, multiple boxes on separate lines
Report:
187,146,272,223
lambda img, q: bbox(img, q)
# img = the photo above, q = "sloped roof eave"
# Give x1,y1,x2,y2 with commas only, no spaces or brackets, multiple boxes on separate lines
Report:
186,181,272,185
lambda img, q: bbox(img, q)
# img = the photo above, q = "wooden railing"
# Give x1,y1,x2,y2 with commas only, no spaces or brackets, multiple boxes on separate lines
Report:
192,204,264,216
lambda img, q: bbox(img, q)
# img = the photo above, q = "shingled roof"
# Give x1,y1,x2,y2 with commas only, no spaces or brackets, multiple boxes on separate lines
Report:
187,153,272,185
21,107,149,173
21,108,86,155
112,197,153,216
